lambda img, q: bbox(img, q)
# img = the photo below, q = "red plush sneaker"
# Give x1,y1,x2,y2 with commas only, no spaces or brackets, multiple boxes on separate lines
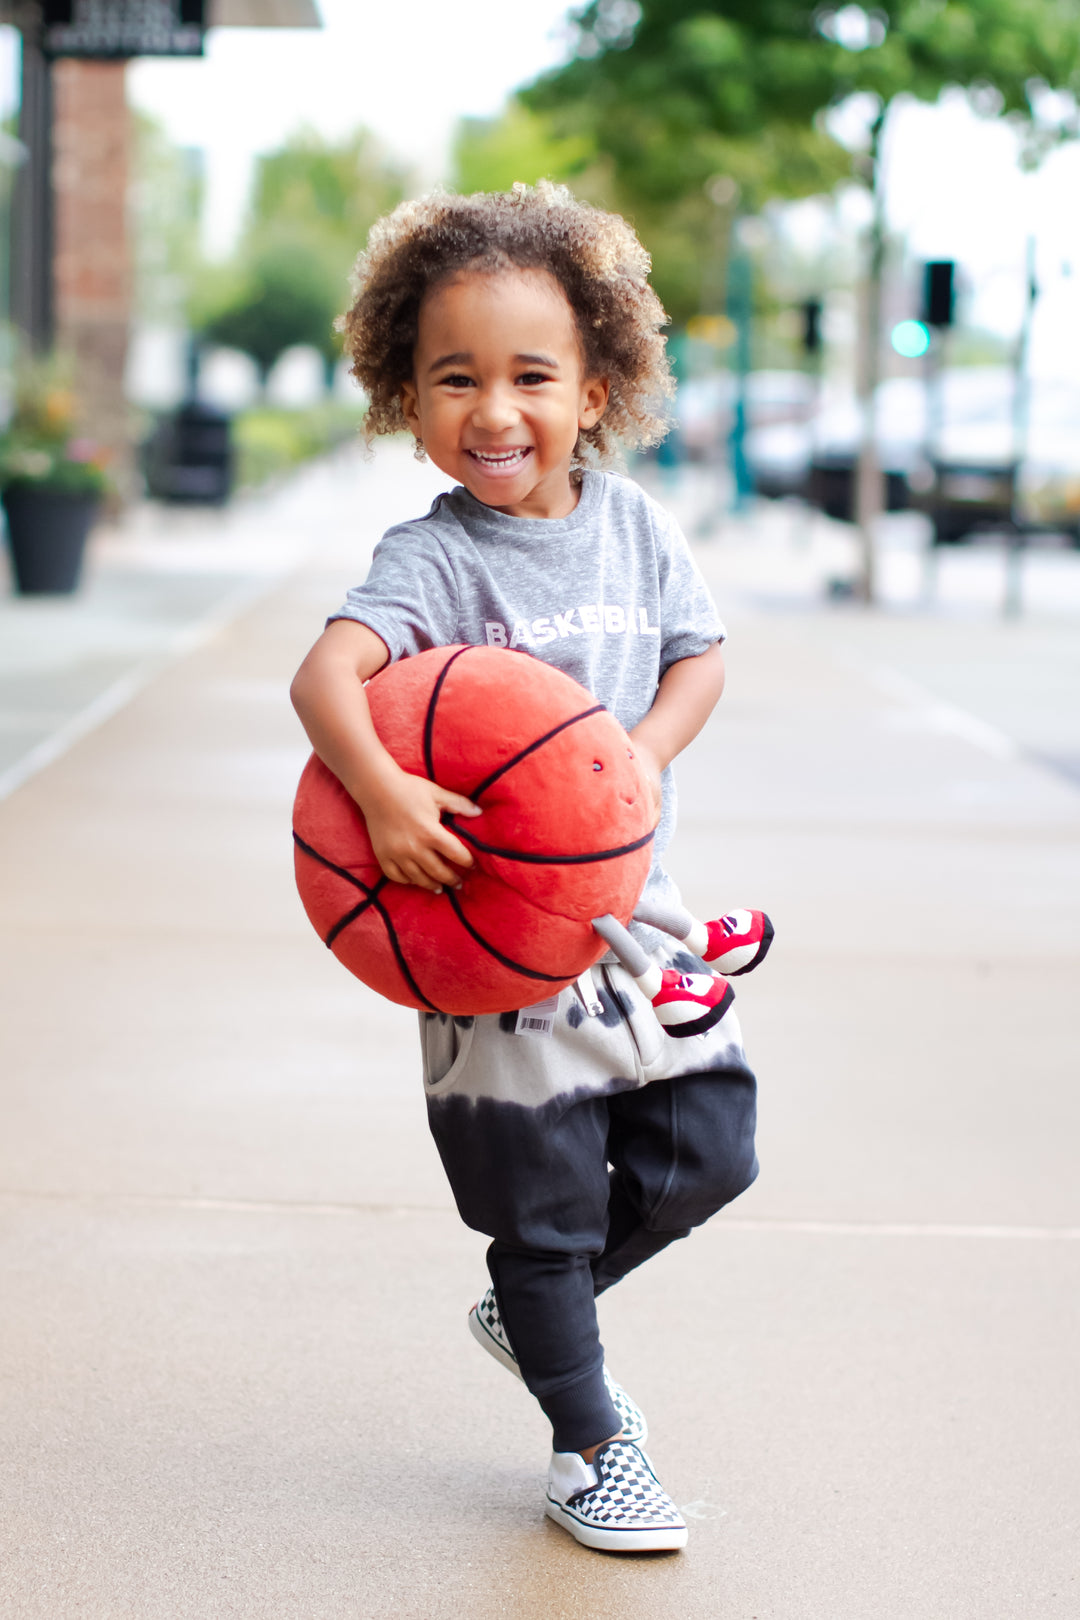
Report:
701,909,774,976
648,968,733,1038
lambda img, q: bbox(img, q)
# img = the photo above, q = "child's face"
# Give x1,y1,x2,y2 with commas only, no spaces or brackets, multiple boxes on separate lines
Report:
399,267,609,520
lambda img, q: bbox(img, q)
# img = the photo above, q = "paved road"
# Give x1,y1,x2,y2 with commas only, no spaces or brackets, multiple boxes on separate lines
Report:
2,444,1077,1618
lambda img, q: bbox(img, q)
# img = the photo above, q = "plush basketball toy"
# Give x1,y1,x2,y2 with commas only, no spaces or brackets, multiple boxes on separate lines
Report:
293,645,656,1016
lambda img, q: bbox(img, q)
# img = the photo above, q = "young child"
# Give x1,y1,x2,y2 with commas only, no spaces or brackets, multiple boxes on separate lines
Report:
290,183,760,1554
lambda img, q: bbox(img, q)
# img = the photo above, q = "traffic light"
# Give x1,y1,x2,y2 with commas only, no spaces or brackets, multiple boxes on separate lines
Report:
891,319,931,358
922,261,955,328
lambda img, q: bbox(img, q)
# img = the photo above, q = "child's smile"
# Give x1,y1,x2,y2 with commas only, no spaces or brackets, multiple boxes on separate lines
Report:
400,267,609,520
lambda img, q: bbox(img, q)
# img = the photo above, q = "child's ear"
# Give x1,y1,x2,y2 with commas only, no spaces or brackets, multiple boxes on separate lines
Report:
400,378,421,435
579,375,610,430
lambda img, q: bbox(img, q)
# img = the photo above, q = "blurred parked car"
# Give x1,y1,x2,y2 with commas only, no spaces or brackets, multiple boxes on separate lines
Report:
704,367,1080,543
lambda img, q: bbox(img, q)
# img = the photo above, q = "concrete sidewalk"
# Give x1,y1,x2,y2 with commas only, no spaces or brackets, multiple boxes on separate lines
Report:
1,444,1078,1619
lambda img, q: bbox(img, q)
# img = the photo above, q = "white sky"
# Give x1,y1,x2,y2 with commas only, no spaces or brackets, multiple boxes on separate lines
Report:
126,0,578,254
2,3,1080,370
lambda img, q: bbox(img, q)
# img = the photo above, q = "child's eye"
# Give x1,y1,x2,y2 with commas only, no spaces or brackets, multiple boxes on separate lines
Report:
439,373,475,388
517,372,550,387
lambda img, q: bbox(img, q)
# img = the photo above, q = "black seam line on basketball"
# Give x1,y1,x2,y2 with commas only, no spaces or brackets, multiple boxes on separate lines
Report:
300,844,438,1012
292,831,384,898
445,890,571,984
466,704,607,802
325,897,376,951
423,645,474,783
450,826,655,864
367,892,442,1012
292,832,390,950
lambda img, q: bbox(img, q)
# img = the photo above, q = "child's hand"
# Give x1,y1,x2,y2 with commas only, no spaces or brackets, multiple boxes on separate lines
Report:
363,766,482,891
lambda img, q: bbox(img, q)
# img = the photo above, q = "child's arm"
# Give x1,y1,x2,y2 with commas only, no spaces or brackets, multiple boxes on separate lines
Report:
290,620,480,892
628,641,726,821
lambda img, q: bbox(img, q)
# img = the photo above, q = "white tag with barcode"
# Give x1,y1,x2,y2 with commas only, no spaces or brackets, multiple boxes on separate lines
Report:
514,994,560,1036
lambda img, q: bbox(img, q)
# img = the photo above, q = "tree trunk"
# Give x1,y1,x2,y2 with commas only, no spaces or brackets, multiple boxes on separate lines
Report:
853,111,887,603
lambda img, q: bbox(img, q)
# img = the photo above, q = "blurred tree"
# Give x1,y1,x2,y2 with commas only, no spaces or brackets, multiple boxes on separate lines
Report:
525,0,1080,595
452,102,595,195
452,95,846,324
193,128,409,390
198,239,344,385
248,127,408,269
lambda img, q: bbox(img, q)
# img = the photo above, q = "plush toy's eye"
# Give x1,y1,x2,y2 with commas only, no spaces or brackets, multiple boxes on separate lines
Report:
626,748,634,759
593,761,603,771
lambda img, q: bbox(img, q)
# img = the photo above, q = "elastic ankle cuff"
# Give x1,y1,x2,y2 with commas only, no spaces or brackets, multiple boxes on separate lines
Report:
541,1368,621,1454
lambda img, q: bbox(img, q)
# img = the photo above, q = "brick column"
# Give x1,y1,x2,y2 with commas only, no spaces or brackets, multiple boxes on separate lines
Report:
51,59,133,497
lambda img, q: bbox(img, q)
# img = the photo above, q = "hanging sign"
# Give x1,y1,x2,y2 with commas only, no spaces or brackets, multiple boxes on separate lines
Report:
42,0,205,59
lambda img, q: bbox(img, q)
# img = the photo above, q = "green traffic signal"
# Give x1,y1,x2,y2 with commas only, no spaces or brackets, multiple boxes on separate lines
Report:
891,320,931,359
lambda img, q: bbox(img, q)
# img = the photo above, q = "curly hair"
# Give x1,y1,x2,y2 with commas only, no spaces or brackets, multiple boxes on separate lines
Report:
337,181,673,464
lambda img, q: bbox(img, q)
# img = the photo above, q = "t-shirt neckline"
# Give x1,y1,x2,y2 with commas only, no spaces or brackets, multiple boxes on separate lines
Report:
449,468,603,537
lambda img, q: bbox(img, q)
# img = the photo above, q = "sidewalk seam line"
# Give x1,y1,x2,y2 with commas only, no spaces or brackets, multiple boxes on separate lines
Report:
0,570,292,803
0,1192,1076,1237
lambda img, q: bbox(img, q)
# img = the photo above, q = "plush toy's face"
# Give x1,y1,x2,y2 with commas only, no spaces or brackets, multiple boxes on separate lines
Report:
293,646,654,1015
399,267,610,522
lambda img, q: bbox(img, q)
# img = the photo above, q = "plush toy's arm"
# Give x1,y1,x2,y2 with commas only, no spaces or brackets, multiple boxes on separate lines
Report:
589,897,774,1039
591,913,657,992
591,913,732,1038
632,898,774,978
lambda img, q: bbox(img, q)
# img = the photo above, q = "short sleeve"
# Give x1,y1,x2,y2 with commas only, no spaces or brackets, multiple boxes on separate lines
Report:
329,524,461,661
655,509,726,671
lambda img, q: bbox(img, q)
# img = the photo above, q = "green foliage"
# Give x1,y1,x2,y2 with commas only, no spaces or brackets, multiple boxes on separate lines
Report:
530,1,1080,189
250,127,407,259
232,402,364,489
451,102,595,194
525,3,859,207
520,1,1080,324
190,127,410,384
448,95,846,321
198,239,345,378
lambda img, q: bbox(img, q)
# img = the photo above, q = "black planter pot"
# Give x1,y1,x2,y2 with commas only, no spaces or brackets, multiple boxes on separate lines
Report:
1,485,100,595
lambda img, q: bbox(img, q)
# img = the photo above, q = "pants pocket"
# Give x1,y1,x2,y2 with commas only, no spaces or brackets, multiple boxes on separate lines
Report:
418,1012,477,1096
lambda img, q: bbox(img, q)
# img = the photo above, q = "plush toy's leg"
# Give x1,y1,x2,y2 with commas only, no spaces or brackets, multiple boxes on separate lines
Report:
591,914,733,1039
632,898,774,978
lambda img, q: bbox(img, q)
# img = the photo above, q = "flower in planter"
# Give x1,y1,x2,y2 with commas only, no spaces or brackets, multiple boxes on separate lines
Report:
0,361,111,499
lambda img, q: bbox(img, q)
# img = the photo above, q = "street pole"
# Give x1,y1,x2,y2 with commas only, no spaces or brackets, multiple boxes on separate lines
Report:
921,321,944,601
1005,235,1037,619
727,247,753,512
9,21,54,355
853,110,887,603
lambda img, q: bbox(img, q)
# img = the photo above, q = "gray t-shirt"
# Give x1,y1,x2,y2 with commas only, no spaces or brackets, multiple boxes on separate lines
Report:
331,468,725,938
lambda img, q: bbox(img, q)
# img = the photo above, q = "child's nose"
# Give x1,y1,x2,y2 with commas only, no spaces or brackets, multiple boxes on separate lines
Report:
471,386,521,432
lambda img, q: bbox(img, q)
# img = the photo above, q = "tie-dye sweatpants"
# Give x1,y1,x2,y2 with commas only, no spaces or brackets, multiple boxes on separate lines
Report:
420,944,759,1453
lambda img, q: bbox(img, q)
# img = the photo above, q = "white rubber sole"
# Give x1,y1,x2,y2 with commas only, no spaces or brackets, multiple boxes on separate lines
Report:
707,942,757,974
545,1495,688,1552
467,1302,522,1378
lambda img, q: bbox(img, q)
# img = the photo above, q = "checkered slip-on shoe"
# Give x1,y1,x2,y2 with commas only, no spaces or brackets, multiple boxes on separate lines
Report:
546,1439,688,1552
468,1288,648,1443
